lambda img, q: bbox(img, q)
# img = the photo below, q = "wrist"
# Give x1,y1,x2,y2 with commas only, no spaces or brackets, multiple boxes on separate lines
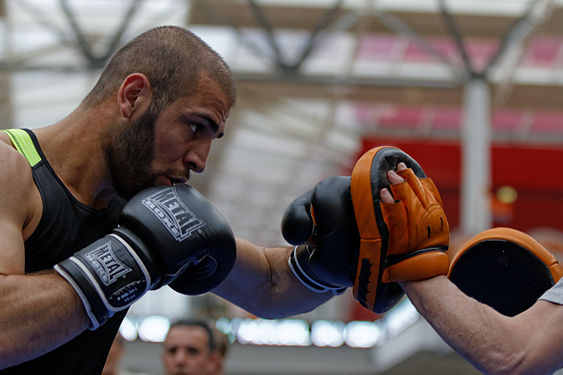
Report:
288,245,346,295
54,233,154,330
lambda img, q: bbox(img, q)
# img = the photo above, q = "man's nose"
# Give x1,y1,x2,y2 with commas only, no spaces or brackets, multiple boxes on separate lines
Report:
184,139,212,173
173,349,189,364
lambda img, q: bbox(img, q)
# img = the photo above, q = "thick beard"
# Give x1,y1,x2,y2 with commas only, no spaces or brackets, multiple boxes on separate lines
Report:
103,106,159,200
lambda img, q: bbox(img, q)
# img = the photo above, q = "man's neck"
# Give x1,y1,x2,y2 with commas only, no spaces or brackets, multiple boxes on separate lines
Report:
34,106,119,209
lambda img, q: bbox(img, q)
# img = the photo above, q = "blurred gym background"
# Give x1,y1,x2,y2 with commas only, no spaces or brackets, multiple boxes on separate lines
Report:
0,0,562,374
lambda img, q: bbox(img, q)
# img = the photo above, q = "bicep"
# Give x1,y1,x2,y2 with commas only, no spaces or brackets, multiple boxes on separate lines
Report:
513,299,563,373
0,220,26,274
0,142,36,274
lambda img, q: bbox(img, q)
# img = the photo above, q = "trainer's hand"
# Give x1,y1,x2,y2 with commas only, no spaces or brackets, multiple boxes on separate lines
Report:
281,176,359,295
380,165,449,280
351,146,450,313
380,162,407,203
55,184,236,330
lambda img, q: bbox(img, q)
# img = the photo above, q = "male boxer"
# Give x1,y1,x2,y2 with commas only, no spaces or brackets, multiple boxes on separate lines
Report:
381,163,563,375
0,26,346,374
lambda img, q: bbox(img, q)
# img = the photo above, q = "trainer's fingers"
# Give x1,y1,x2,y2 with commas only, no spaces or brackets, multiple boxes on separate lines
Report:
379,188,394,204
386,169,405,185
381,164,408,203
397,162,407,172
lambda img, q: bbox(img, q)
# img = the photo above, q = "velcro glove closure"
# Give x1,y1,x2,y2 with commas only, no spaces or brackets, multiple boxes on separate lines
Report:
288,245,347,295
55,234,154,330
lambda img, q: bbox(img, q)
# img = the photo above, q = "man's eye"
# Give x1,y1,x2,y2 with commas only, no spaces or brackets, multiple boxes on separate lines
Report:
190,124,199,134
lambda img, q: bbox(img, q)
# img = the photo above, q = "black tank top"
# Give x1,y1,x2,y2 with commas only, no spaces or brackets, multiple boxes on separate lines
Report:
1,129,128,374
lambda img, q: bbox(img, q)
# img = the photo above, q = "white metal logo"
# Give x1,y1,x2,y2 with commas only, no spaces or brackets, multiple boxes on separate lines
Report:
141,188,206,242
86,242,132,286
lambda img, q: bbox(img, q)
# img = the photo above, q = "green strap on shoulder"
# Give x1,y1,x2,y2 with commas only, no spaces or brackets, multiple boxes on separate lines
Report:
1,129,41,167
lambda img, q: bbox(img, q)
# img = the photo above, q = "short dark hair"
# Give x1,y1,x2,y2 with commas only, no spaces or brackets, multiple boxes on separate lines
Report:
83,25,237,110
167,318,217,352
213,328,230,357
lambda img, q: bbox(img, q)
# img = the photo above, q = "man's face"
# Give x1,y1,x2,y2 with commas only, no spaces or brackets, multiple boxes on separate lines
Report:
104,74,231,199
162,326,217,375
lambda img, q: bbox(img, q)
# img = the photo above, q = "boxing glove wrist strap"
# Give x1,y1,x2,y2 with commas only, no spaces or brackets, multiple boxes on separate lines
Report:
55,233,155,330
288,246,346,295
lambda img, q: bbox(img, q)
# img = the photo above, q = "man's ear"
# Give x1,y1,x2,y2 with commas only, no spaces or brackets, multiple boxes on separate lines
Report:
207,352,222,374
117,73,152,119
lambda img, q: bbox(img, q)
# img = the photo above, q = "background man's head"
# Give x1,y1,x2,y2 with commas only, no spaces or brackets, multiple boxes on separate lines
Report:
212,328,230,375
162,319,219,375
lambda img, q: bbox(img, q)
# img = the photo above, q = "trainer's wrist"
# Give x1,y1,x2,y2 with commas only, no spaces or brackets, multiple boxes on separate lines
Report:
288,245,346,295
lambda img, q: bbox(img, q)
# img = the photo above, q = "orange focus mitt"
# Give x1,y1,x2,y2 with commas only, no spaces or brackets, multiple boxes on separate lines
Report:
448,227,563,316
351,146,450,313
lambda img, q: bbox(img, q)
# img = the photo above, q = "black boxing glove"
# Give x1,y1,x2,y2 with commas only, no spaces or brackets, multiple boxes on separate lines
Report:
281,176,359,295
167,233,237,295
55,184,236,330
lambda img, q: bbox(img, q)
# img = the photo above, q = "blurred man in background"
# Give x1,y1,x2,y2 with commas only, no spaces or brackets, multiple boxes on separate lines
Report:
211,328,230,375
162,319,222,375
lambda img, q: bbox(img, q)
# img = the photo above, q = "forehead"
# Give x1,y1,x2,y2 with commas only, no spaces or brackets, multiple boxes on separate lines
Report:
164,326,209,348
172,73,232,126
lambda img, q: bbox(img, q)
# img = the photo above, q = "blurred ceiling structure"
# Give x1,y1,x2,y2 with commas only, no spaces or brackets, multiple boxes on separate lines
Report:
1,1,562,373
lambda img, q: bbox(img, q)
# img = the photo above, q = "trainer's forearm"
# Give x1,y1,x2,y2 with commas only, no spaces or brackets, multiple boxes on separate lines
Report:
214,240,332,319
400,276,527,374
0,271,88,369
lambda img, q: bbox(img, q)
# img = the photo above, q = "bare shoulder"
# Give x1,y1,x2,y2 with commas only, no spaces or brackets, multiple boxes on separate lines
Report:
0,134,41,273
0,134,36,205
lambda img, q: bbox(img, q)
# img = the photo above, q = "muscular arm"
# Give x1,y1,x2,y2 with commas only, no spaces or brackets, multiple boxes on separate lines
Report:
213,238,332,319
0,139,88,369
401,276,563,375
0,272,88,369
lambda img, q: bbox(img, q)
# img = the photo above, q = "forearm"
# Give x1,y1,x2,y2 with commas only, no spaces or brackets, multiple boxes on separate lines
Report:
214,239,332,319
400,276,539,374
0,270,88,369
